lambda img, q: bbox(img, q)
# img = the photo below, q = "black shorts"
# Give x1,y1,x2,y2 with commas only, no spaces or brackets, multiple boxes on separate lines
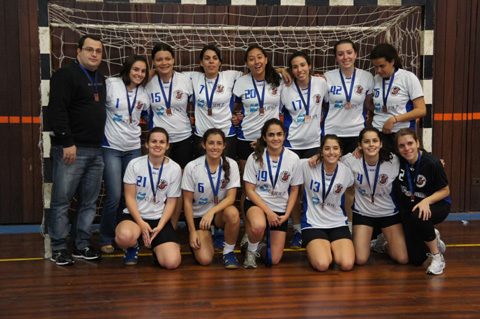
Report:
302,226,352,247
120,214,178,248
237,139,255,160
191,217,218,231
339,136,359,155
193,134,237,160
289,147,319,159
167,135,193,169
244,199,288,232
353,212,402,229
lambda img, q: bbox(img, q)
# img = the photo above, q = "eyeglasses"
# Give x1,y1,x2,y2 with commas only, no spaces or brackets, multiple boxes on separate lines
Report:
82,47,102,55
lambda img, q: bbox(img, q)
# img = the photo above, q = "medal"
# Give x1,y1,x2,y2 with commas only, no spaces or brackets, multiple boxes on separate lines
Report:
158,73,174,117
252,76,266,116
77,59,100,103
129,116,132,124
382,105,388,113
305,115,311,122
259,107,264,115
94,93,99,102
339,69,356,112
124,84,138,124
294,79,312,123
205,158,222,206
405,151,422,203
148,157,165,204
382,69,396,114
214,196,219,204
321,163,338,209
266,149,284,196
363,158,381,205
166,109,172,116
204,75,219,118
208,108,213,116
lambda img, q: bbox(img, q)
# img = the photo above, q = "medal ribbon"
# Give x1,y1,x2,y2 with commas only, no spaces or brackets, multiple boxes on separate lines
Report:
158,73,174,112
362,158,381,203
205,158,222,202
294,78,311,116
252,76,266,113
76,59,98,96
204,75,219,113
321,163,338,206
266,149,284,190
339,68,356,104
124,84,138,121
147,157,165,203
405,151,422,202
382,69,397,108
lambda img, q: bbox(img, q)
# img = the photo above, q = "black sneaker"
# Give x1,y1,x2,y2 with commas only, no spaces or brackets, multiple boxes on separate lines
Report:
50,249,75,266
72,246,100,260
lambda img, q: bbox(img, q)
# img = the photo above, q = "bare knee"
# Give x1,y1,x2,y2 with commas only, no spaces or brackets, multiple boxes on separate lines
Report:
194,252,213,266
338,260,354,271
355,254,369,266
310,259,330,272
115,231,137,248
160,256,181,270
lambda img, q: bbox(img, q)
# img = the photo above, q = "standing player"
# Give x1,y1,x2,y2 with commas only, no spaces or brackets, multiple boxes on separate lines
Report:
370,43,426,151
115,127,182,269
302,135,355,271
182,129,241,269
48,35,106,265
243,119,301,268
394,128,450,275
281,51,329,249
99,55,150,254
342,128,408,265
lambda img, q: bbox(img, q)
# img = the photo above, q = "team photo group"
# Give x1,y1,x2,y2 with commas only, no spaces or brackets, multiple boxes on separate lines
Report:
46,34,451,277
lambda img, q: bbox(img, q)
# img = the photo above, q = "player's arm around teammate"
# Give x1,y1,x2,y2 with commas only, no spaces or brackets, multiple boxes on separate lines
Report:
115,128,181,269
182,129,241,269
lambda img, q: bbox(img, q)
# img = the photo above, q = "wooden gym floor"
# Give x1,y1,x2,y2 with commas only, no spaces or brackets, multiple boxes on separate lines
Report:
1,221,480,318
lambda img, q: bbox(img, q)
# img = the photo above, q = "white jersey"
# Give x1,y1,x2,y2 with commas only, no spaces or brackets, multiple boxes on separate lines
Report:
341,153,399,218
281,77,329,150
123,155,182,220
323,68,374,137
301,160,354,229
181,156,240,218
243,148,301,212
372,68,424,132
233,74,284,141
146,72,193,143
186,70,242,137
103,77,150,151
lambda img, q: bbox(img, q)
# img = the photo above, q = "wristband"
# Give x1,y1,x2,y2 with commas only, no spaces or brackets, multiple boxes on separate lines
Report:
393,115,398,123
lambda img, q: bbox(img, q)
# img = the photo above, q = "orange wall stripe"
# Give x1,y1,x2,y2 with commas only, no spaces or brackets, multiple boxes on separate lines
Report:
0,116,41,124
434,113,480,121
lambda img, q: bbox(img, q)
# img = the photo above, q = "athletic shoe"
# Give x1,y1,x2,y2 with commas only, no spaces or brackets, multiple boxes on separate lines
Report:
426,253,445,275
123,244,140,265
100,245,115,254
213,230,225,253
373,233,388,254
72,246,100,260
288,230,302,249
50,249,74,266
223,252,239,269
435,229,446,254
244,249,260,269
240,233,249,254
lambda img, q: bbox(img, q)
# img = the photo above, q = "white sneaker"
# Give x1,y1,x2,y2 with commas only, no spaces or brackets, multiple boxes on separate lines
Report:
244,249,260,269
426,253,445,275
373,233,388,254
240,233,249,254
435,229,446,254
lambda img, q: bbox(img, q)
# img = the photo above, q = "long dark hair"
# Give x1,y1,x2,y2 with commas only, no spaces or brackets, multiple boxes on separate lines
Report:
120,55,148,87
199,45,222,73
245,45,281,88
358,127,393,164
254,118,285,168
202,128,230,183
317,134,343,162
370,43,403,70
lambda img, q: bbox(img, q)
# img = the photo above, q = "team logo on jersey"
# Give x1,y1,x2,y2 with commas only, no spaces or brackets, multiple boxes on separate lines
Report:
313,94,322,104
260,184,270,192
155,107,165,116
113,114,123,121
416,175,427,188
216,85,224,94
137,192,146,200
312,196,320,205
280,171,290,182
355,85,364,95
220,179,227,189
250,103,259,113
334,100,343,109
391,86,401,95
197,99,205,108
333,184,344,194
378,174,389,185
136,101,143,110
269,87,278,96
296,114,306,123
174,90,184,100
158,179,168,190
198,197,209,205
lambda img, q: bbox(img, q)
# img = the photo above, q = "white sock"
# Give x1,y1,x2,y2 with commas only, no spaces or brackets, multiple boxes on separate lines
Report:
247,239,259,252
293,224,301,233
223,243,235,255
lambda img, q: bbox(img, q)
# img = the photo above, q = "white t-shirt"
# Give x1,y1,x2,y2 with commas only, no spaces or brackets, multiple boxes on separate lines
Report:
372,68,424,132
341,153,399,217
187,70,242,137
281,77,329,150
243,148,302,212
233,74,284,141
103,77,150,151
146,72,193,143
123,155,182,220
301,160,354,229
181,155,240,218
323,68,374,137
